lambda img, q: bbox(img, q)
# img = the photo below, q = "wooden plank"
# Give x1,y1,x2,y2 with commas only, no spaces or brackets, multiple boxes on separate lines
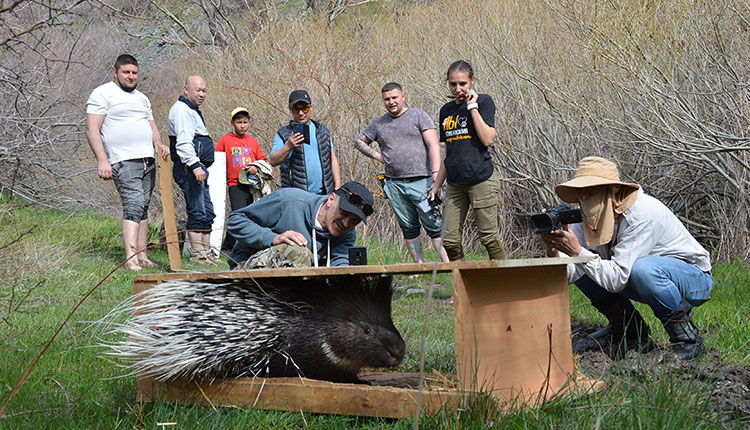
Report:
152,377,460,418
134,277,158,402
453,265,575,405
133,257,593,283
157,154,182,271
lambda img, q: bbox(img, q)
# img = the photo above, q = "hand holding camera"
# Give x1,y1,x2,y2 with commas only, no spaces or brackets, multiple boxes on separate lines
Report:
532,203,584,257
530,203,582,234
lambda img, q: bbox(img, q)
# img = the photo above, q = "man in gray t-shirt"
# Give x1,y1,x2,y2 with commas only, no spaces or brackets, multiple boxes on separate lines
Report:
354,82,448,263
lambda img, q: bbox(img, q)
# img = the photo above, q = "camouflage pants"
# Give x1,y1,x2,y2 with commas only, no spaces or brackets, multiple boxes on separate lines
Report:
234,243,313,270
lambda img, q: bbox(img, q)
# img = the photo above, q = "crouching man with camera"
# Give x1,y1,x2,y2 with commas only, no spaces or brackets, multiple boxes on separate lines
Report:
539,157,713,360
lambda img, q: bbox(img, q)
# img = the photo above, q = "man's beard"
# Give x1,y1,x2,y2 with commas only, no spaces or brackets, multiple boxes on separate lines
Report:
116,78,137,92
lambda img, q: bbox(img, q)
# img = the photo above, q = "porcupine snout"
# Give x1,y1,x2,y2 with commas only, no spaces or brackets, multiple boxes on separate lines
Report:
379,326,405,367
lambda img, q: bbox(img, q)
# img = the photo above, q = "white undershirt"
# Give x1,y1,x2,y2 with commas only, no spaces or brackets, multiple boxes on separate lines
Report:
312,202,330,267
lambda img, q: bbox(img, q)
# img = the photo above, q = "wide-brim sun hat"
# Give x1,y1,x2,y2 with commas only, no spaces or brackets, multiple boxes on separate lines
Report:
555,156,640,203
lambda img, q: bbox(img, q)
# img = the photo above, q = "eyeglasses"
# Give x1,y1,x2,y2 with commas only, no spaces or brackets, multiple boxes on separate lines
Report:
338,188,373,216
291,106,310,114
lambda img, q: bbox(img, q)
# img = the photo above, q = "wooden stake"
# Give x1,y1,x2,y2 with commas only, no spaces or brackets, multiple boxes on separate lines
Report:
157,155,181,271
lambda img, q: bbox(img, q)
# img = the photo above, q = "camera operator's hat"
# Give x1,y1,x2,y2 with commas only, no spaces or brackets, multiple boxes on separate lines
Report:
555,156,639,203
335,181,374,223
230,107,249,120
288,90,311,107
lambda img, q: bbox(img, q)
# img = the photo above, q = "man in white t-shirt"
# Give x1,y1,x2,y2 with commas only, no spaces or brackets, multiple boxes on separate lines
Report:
85,54,170,271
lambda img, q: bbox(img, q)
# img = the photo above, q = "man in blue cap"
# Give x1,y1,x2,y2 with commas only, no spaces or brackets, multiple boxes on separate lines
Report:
268,89,341,195
226,181,374,269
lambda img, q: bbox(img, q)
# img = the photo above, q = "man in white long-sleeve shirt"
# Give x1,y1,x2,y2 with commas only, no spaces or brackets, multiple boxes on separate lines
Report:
167,76,216,264
541,157,712,360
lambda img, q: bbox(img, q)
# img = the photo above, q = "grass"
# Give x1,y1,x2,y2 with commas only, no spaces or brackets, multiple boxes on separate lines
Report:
0,200,748,429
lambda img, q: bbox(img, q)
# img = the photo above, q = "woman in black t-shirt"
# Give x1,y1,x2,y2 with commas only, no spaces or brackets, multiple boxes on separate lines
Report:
429,60,506,261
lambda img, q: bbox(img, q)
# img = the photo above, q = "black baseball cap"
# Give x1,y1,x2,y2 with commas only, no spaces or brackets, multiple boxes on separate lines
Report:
335,181,374,223
288,89,312,107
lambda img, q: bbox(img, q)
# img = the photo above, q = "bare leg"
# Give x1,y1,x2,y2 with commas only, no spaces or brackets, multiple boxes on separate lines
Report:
405,238,424,263
431,237,450,263
122,220,142,271
137,219,158,267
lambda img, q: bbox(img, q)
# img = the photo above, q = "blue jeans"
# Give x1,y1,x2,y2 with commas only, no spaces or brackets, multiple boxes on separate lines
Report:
384,177,442,239
172,163,215,231
575,256,713,317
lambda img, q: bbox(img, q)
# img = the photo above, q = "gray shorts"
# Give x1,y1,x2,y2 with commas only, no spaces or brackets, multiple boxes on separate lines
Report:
112,157,156,222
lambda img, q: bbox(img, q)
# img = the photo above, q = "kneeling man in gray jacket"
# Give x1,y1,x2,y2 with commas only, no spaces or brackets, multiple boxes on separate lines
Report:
227,181,374,269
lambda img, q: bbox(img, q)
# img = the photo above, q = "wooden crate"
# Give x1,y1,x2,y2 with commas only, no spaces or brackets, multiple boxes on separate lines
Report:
133,258,602,417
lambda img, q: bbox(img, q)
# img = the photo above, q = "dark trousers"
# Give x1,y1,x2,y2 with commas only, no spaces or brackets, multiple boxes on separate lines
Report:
222,184,254,251
173,163,215,231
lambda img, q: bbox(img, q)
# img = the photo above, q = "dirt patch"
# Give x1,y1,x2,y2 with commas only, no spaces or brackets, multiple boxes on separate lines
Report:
572,319,750,425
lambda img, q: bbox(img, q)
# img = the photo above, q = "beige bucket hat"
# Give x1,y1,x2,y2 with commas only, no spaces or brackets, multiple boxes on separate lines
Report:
555,156,639,203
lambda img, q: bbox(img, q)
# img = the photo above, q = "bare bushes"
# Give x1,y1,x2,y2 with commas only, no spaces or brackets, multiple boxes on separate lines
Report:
474,0,750,259
0,0,149,212
5,0,748,260
185,0,749,260
197,15,405,243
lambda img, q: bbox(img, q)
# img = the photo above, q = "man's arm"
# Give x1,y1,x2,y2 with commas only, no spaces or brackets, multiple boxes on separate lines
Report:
422,128,441,183
149,120,169,159
428,158,446,201
581,220,659,293
353,134,385,163
170,107,205,182
331,148,341,189
226,199,286,249
547,219,659,293
85,113,111,180
226,192,306,249
268,132,303,166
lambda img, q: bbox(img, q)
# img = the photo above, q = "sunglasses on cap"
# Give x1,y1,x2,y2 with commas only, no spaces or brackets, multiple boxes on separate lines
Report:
338,188,374,216
291,106,310,114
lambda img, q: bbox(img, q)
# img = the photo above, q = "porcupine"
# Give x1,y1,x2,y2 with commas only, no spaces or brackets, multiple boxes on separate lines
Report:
108,275,406,384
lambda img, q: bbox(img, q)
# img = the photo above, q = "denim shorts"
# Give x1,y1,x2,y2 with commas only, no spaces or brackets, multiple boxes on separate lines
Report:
112,157,156,222
383,176,442,239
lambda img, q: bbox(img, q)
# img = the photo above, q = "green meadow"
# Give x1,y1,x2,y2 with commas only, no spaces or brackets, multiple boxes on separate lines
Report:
0,198,747,429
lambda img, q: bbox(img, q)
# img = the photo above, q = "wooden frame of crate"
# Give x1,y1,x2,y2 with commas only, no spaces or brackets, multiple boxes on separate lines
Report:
132,258,602,418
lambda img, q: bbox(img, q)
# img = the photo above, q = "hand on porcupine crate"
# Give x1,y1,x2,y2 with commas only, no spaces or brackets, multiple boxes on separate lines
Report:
104,275,406,384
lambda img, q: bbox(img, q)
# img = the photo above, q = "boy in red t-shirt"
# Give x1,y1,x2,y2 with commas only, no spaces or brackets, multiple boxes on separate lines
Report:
215,107,267,251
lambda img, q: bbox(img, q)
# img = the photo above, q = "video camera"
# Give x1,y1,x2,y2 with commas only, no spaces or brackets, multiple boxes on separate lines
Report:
530,203,582,234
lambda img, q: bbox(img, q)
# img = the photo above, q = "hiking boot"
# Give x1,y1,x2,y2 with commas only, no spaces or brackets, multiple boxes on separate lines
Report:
658,299,704,361
573,299,652,358
189,248,214,265
205,248,221,263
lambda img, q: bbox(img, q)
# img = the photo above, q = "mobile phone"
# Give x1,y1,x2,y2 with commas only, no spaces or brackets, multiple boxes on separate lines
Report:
293,123,310,145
